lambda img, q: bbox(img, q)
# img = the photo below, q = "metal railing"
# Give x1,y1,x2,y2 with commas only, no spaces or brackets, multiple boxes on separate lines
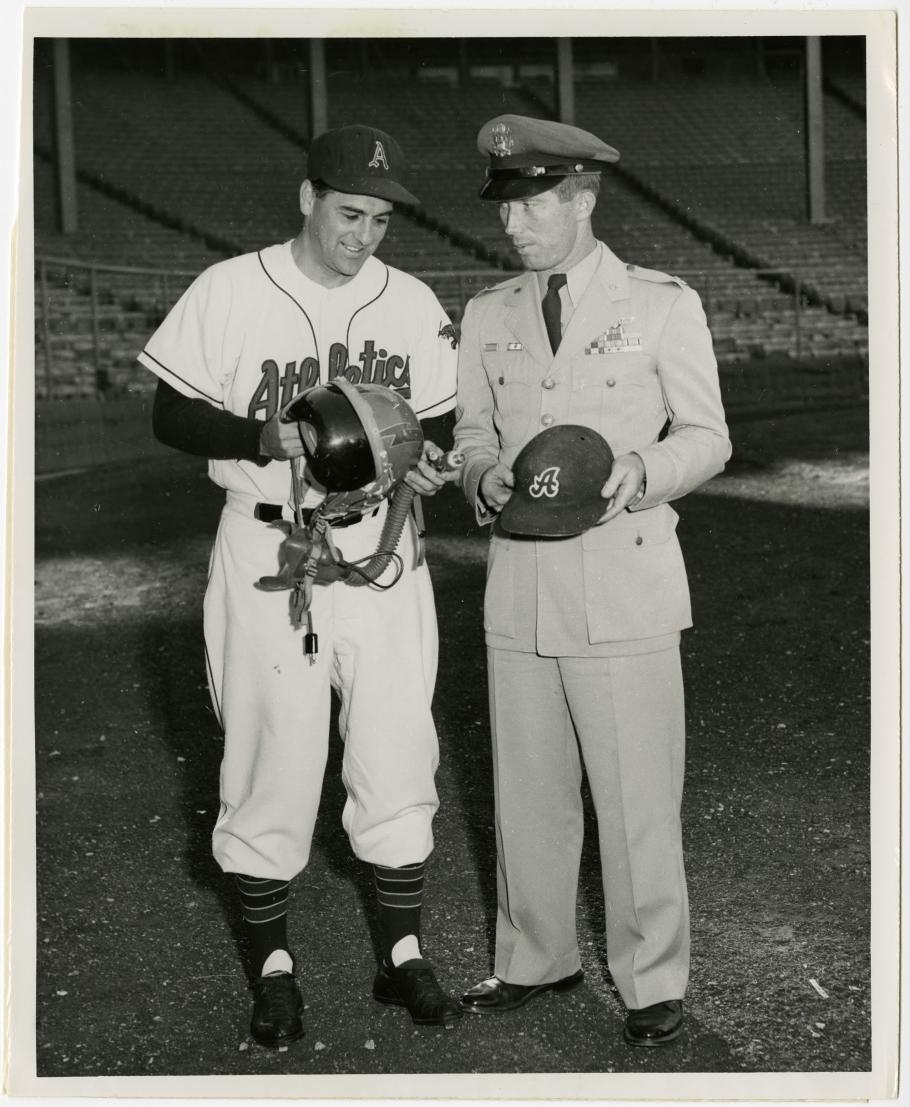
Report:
35,255,201,398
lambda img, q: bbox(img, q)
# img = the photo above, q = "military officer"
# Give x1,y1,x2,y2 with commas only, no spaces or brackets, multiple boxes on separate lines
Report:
453,114,731,1047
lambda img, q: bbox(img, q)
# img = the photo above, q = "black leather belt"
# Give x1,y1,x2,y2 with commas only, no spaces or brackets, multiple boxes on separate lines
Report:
253,503,369,528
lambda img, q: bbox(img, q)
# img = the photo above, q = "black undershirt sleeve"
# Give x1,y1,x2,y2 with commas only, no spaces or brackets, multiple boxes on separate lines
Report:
152,378,269,465
153,378,457,468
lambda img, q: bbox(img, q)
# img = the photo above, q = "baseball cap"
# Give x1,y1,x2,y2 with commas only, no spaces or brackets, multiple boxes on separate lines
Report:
306,124,419,206
499,424,615,538
477,114,619,202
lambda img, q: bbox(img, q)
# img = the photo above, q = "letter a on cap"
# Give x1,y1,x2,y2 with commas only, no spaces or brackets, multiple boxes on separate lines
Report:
529,466,561,499
368,141,390,170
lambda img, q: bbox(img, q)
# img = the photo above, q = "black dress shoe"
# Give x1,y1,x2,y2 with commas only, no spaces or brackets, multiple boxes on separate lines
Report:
623,999,684,1047
373,958,462,1027
460,969,584,1013
250,971,305,1047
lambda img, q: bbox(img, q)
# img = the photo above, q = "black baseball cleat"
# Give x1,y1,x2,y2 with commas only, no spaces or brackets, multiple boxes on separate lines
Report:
373,957,463,1027
623,999,684,1047
460,969,584,1013
250,970,305,1047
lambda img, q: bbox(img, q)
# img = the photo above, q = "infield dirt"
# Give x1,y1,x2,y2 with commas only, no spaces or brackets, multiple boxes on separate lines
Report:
29,403,873,1081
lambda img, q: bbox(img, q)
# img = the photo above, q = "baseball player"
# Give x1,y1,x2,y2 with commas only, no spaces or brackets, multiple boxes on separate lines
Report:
454,115,731,1046
138,124,462,1045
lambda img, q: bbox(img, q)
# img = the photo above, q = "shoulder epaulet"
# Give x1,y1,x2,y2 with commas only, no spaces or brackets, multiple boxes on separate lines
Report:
625,263,688,288
472,272,524,300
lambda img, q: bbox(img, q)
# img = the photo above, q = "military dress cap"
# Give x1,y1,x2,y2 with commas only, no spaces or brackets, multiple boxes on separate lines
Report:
477,114,620,201
499,424,615,538
307,124,419,206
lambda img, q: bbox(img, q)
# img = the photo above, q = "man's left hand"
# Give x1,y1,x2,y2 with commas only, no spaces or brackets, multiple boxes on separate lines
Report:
598,452,646,523
403,440,461,497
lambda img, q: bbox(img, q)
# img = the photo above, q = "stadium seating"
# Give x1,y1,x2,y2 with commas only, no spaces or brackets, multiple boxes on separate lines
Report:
34,155,221,397
246,70,868,357
572,76,868,318
32,58,868,399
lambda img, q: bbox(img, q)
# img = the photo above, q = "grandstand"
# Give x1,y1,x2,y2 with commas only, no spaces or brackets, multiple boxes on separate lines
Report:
33,36,868,403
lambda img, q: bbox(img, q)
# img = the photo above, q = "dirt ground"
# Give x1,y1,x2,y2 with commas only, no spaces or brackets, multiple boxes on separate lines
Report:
30,404,873,1083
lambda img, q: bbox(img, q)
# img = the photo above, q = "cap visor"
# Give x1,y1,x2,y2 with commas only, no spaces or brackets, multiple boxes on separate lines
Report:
327,177,419,206
478,177,563,202
499,497,605,538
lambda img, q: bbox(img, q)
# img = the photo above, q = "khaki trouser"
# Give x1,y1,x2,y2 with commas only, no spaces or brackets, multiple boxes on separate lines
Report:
487,645,690,1010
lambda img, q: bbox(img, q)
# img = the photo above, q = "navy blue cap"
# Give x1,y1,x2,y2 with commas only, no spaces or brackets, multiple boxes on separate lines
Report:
499,424,615,538
307,124,419,206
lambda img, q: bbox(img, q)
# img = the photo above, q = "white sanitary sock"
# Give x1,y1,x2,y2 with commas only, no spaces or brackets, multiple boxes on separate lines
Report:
260,949,294,976
390,934,422,966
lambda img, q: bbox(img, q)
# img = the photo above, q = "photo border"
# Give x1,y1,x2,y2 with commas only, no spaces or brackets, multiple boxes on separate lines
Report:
5,5,900,1104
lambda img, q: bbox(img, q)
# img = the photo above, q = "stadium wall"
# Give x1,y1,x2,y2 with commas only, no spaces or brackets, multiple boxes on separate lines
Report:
35,396,170,474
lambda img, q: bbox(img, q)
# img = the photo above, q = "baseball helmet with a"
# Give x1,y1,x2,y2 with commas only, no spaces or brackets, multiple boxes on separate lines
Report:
499,424,614,538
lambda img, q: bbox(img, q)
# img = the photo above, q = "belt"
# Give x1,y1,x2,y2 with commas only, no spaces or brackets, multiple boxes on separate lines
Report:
253,502,371,529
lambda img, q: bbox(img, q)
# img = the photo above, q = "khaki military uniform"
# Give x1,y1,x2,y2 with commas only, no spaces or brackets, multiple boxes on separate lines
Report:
454,242,730,1008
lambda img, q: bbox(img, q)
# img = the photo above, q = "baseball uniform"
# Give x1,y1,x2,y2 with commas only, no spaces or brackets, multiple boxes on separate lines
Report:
139,242,457,881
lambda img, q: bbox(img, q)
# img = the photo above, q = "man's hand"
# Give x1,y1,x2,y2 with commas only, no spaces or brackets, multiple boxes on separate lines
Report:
259,413,307,460
479,462,515,512
403,441,462,497
598,452,646,523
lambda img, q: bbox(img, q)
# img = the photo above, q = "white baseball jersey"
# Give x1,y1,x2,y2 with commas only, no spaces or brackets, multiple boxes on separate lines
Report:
137,242,458,881
138,241,458,507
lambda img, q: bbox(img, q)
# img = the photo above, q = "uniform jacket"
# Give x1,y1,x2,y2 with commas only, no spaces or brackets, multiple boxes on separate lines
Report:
453,241,731,654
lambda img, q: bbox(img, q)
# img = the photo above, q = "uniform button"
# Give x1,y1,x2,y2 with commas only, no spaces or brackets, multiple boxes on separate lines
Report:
542,377,556,390
606,378,616,388
541,414,555,427
635,536,644,546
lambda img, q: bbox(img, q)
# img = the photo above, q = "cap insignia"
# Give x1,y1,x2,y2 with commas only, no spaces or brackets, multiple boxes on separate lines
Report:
368,140,390,171
490,122,515,158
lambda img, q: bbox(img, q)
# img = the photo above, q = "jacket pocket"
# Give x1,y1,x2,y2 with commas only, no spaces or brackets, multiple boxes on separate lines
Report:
483,532,516,638
568,354,659,437
486,353,536,448
581,504,692,642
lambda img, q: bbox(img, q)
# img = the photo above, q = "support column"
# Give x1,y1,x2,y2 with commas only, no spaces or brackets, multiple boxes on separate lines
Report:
52,38,78,234
262,40,277,84
458,38,470,86
650,38,660,81
805,36,826,223
556,38,574,125
163,40,176,81
308,38,328,139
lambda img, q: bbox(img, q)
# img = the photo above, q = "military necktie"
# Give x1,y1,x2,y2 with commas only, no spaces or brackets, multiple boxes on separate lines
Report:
542,272,568,353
